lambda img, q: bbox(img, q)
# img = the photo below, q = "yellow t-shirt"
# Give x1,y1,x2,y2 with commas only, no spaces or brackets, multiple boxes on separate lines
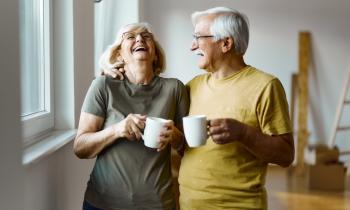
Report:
179,66,292,210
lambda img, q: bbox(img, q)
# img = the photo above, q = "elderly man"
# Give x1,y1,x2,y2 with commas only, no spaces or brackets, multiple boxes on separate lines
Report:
178,7,294,210
103,7,294,210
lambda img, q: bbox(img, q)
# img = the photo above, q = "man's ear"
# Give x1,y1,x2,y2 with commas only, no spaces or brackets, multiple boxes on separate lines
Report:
221,37,234,53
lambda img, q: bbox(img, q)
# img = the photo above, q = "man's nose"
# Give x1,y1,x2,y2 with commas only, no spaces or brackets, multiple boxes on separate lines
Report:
190,40,198,51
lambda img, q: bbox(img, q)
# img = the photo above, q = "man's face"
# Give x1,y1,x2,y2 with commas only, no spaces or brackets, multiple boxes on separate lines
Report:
191,15,222,72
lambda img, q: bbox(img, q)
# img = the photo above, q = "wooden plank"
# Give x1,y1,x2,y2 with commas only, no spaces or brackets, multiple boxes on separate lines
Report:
290,73,298,166
290,73,299,133
329,64,350,147
295,32,311,175
337,126,350,131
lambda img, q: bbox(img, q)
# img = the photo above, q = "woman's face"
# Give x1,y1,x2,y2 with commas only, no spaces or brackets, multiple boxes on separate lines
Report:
119,28,156,65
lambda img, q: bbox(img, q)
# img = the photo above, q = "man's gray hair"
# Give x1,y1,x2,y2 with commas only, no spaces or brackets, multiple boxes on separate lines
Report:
191,7,249,55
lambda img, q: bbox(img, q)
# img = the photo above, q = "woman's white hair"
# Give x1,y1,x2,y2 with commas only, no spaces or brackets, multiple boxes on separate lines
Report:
99,22,166,75
191,7,249,55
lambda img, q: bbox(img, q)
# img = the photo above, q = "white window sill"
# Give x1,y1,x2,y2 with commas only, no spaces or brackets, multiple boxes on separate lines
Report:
22,129,77,166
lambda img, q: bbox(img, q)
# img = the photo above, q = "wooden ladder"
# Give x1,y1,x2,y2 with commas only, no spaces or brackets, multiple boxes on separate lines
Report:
329,64,350,148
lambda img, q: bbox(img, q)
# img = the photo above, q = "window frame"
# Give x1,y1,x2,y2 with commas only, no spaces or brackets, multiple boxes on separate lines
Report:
20,0,54,146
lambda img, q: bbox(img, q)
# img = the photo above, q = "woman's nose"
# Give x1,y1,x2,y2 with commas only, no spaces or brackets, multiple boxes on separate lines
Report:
136,34,145,42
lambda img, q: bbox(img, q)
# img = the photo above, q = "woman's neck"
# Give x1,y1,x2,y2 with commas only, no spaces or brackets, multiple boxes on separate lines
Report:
124,62,155,85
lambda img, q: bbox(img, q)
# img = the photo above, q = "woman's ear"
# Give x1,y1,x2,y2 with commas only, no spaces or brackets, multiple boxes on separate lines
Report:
114,55,125,67
221,37,234,53
117,55,124,62
109,46,122,64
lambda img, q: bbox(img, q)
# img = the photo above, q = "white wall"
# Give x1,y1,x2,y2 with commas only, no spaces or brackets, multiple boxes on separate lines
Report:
0,0,25,209
142,0,350,152
94,0,140,73
0,0,95,210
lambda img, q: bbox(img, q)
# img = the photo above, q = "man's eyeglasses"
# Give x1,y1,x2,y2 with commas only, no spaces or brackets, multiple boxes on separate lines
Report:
122,32,153,41
192,34,214,43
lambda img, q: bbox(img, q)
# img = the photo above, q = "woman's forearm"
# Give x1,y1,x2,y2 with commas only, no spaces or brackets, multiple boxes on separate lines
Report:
74,125,119,159
170,126,185,152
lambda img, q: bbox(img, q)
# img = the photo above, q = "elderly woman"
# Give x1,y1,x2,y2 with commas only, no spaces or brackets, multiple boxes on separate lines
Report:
74,22,189,210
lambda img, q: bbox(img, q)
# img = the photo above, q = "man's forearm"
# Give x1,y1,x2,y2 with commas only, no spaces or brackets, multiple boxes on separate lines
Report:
240,125,294,167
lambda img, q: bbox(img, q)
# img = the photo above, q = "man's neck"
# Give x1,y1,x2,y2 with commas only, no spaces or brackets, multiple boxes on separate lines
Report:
211,55,247,79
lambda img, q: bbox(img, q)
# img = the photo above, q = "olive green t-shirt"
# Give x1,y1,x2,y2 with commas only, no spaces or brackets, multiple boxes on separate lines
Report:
179,66,292,210
82,76,189,210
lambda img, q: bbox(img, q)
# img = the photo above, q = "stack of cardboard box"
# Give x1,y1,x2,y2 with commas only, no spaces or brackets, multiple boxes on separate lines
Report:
305,144,347,191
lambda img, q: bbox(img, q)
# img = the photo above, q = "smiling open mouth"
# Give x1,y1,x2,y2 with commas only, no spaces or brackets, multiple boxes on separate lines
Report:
133,46,147,52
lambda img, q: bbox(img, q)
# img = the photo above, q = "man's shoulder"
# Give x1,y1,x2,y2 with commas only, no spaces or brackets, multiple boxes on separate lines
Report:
245,67,287,97
243,67,280,86
245,66,277,83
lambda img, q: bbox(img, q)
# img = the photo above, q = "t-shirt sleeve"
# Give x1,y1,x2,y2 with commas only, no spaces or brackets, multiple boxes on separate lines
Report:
256,78,292,135
81,76,107,118
174,80,190,127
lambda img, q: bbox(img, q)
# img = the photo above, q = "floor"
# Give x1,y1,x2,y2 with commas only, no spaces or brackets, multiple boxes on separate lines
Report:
266,165,350,210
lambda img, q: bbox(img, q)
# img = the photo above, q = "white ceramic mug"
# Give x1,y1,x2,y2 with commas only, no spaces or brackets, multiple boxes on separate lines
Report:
183,115,207,147
142,117,167,148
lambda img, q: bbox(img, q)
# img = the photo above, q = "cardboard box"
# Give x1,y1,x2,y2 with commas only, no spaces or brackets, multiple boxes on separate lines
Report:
304,144,340,165
308,162,347,191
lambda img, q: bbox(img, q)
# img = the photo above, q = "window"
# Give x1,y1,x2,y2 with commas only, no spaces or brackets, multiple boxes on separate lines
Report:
20,0,53,145
19,0,94,165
